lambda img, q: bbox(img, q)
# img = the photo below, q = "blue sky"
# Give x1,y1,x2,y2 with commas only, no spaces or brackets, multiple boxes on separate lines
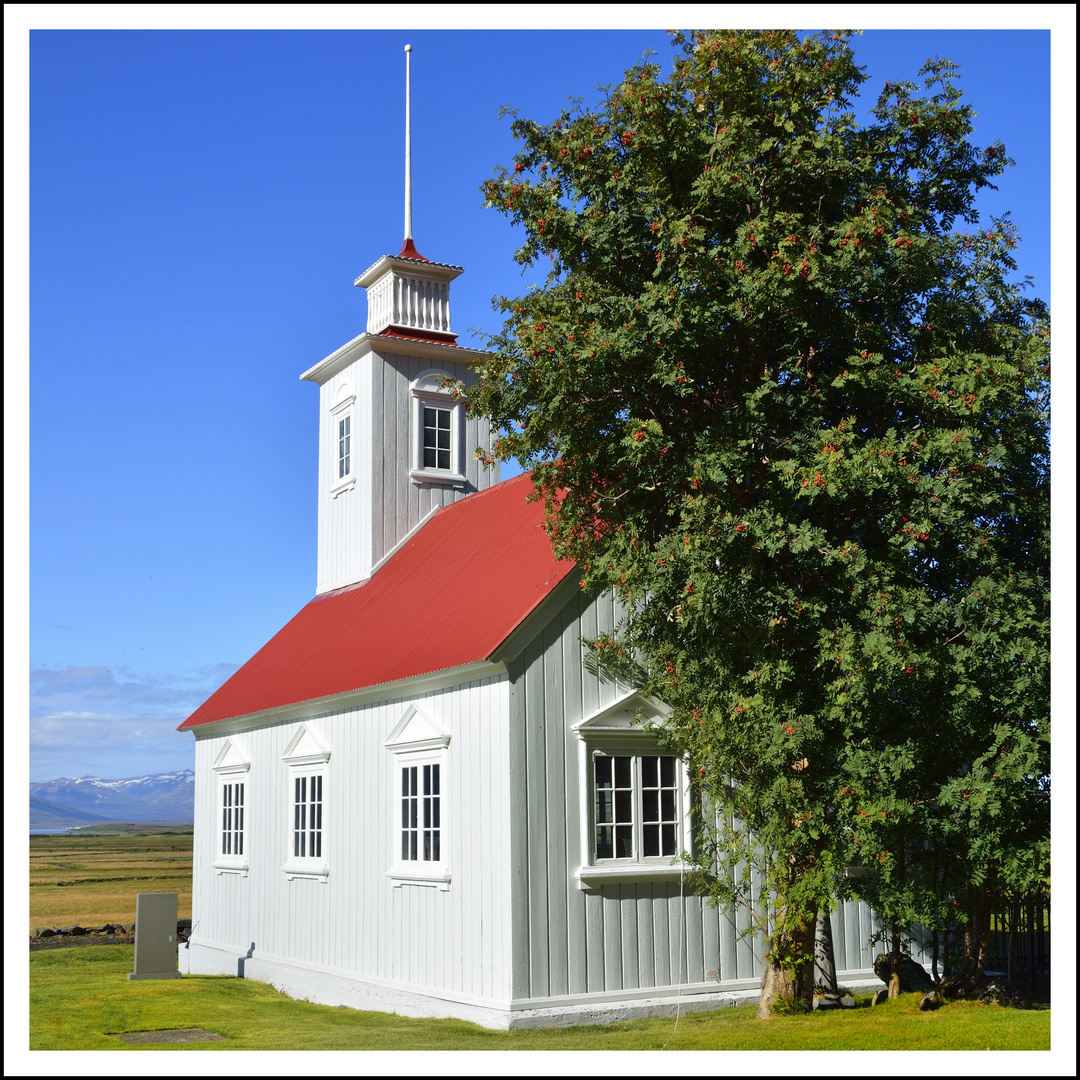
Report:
10,12,1069,783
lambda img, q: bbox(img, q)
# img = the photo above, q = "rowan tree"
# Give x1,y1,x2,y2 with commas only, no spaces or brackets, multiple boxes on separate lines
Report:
467,29,1049,1015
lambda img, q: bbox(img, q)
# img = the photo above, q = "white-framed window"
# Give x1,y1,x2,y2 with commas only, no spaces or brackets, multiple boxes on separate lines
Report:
400,761,441,863
593,752,680,861
222,780,246,857
573,692,689,891
385,704,451,889
292,772,323,859
282,724,330,881
410,370,465,487
330,385,356,498
337,413,352,479
421,404,451,470
212,740,250,875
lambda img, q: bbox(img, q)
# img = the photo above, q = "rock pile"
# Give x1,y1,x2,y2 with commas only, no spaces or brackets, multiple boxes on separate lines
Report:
30,919,191,950
873,952,934,992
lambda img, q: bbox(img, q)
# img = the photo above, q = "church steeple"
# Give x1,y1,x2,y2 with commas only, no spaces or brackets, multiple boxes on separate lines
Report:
300,44,498,595
403,42,416,253
353,44,463,344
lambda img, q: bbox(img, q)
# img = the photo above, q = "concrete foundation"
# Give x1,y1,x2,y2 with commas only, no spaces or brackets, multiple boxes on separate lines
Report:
180,937,883,1030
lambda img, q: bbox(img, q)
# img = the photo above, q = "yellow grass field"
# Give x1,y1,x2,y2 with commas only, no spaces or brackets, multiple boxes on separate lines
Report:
29,831,193,934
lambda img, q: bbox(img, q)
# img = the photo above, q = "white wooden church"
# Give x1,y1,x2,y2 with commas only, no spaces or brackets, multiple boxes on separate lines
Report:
179,50,930,1028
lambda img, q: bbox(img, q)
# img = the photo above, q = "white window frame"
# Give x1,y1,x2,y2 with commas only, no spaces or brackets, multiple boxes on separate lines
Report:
282,724,330,881
409,370,466,487
212,740,250,876
329,388,356,498
591,749,683,860
385,704,451,890
572,693,690,891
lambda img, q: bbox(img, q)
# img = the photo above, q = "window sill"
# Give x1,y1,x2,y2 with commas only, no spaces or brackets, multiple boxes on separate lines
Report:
576,862,688,892
410,467,466,488
213,859,249,876
282,861,330,881
330,475,356,498
386,865,452,891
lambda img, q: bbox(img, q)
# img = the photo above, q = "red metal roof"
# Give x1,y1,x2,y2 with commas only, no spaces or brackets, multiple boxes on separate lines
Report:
376,327,460,346
179,472,575,730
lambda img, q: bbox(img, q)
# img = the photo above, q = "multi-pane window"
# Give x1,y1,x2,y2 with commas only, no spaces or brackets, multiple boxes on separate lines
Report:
422,407,451,470
293,774,323,859
221,781,245,856
337,415,351,479
594,753,679,861
401,764,440,862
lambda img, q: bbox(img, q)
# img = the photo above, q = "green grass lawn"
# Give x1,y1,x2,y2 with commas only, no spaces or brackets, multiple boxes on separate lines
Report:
29,945,1050,1051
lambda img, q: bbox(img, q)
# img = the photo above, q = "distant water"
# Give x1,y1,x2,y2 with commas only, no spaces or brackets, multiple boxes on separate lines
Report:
30,827,78,835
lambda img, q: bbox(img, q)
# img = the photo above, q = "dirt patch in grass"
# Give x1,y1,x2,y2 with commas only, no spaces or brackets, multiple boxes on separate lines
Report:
111,1028,227,1045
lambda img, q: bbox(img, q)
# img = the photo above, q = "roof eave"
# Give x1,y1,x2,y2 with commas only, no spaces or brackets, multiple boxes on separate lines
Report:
354,252,464,288
487,568,584,666
300,333,488,385
179,659,508,735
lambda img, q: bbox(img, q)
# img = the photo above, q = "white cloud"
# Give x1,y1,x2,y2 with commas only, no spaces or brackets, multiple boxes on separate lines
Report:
29,663,237,781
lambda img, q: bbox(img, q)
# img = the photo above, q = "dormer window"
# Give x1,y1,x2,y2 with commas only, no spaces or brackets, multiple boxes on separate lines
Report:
410,370,465,487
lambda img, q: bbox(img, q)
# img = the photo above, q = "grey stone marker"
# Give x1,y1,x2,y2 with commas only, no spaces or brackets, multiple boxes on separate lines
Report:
128,892,182,980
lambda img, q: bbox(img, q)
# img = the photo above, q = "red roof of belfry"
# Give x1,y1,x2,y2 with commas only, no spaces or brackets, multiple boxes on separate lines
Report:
397,237,432,262
179,472,575,730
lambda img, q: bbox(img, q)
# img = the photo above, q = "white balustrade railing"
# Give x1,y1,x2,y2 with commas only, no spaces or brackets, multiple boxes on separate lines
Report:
367,271,451,336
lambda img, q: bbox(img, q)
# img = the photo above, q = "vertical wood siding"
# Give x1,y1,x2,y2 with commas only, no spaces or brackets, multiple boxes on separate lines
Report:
508,588,934,1000
191,592,936,1013
369,350,498,570
191,675,512,1004
316,346,499,593
316,355,373,593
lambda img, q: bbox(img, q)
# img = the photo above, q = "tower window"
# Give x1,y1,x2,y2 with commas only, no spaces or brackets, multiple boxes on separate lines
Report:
423,407,452,470
329,387,356,498
338,415,351,479
410,370,465,486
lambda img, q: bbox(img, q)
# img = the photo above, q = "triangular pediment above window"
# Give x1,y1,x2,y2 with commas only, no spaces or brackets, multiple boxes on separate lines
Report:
282,723,330,765
212,739,250,775
385,704,450,752
572,691,670,734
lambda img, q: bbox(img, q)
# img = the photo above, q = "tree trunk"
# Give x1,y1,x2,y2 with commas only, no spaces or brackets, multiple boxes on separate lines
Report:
813,910,838,995
888,844,907,998
1006,898,1018,987
940,873,990,999
888,919,903,999
757,915,816,1018
974,889,991,982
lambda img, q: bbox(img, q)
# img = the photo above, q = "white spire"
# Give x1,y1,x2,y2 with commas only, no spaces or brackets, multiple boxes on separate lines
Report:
404,43,413,243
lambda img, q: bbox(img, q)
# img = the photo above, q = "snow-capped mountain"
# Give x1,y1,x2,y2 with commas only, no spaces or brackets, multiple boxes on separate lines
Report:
29,770,195,826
